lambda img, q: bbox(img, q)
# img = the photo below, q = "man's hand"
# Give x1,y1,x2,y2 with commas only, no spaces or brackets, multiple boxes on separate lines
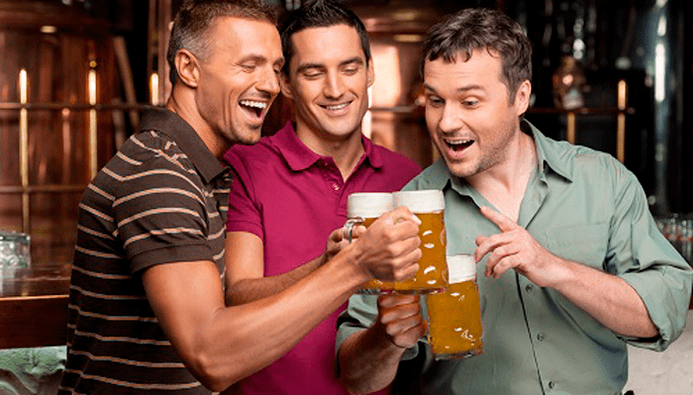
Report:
474,206,570,288
351,206,422,282
373,294,427,349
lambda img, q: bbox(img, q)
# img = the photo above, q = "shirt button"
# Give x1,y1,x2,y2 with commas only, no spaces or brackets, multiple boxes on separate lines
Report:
332,183,340,191
525,284,533,293
548,381,555,389
537,333,545,341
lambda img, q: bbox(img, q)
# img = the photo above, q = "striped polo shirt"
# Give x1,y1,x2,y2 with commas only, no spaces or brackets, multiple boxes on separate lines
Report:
59,108,230,394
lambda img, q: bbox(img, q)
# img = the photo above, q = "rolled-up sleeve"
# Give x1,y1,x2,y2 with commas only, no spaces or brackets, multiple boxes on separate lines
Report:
608,170,692,350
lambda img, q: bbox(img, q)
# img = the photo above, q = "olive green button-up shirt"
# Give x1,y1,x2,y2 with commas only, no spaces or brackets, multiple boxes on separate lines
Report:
337,121,692,395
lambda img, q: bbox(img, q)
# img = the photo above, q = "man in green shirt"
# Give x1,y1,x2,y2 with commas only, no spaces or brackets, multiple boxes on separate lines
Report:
336,8,692,395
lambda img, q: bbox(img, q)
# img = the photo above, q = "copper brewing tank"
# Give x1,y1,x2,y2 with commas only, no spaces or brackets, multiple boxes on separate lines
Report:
0,1,122,264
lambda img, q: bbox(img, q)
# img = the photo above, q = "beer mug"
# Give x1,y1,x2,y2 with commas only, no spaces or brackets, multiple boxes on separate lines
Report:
345,192,397,294
390,190,447,294
426,254,483,360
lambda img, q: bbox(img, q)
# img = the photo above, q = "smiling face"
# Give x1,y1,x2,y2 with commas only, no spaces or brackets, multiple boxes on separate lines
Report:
194,17,283,148
282,24,374,144
423,49,530,180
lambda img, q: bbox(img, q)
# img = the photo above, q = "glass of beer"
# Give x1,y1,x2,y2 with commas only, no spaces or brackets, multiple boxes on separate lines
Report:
390,190,447,294
345,192,397,294
426,254,483,360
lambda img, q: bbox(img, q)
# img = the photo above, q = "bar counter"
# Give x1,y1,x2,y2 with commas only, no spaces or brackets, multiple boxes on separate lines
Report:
0,263,70,349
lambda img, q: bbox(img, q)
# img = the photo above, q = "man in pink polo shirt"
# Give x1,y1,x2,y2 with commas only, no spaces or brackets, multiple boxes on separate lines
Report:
222,1,421,394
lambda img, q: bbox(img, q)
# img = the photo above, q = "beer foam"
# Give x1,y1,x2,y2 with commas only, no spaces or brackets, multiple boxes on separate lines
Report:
393,190,444,213
446,254,476,283
347,192,393,218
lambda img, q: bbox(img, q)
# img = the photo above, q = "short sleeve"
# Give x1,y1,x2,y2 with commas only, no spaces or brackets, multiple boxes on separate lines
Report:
224,148,264,241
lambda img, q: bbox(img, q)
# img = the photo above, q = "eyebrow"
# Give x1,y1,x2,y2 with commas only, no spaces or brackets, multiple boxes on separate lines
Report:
295,56,364,74
423,83,485,93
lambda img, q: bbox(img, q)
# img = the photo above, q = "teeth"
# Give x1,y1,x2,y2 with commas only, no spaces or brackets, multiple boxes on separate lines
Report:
447,139,472,145
325,103,348,110
240,100,267,109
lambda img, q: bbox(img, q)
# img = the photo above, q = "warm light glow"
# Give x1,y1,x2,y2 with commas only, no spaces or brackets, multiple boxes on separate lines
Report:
393,34,424,43
40,25,57,34
150,73,160,105
362,87,373,139
88,69,98,178
19,69,28,103
88,69,97,105
656,0,668,7
655,43,666,103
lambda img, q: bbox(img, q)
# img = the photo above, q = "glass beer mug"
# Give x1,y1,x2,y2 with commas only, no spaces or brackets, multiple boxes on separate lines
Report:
345,192,396,294
426,254,483,360
390,190,447,294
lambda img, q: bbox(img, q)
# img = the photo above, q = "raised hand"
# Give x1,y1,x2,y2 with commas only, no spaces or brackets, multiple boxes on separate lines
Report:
474,206,569,288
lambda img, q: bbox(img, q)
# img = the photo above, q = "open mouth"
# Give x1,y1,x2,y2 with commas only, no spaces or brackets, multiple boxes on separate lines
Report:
445,139,474,152
321,102,349,111
239,100,268,118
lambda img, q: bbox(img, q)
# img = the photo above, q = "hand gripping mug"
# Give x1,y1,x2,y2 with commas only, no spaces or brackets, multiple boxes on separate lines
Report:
389,190,447,294
345,192,397,294
426,254,483,360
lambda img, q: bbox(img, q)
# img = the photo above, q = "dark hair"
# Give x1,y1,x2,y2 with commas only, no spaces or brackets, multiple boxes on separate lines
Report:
279,0,371,75
167,0,277,85
421,7,532,100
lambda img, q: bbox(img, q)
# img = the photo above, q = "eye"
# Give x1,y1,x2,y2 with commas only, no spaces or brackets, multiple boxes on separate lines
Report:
302,70,323,79
426,95,444,108
462,99,479,108
241,64,257,72
343,66,359,75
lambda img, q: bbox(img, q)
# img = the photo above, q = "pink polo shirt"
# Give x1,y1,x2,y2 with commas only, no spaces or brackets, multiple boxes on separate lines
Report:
224,122,421,395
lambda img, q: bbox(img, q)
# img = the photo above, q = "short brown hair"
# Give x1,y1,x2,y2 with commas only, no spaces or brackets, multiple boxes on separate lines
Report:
167,0,277,85
421,7,532,101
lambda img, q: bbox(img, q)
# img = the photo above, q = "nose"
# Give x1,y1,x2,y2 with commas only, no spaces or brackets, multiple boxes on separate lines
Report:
257,67,280,96
438,103,463,134
323,72,345,99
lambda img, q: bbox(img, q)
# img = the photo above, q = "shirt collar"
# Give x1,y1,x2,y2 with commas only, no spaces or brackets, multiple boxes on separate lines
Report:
271,121,382,171
414,119,574,193
522,119,573,182
139,107,228,184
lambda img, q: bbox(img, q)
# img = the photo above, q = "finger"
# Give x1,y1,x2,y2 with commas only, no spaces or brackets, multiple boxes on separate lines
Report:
483,243,514,277
474,232,512,262
384,206,421,226
378,294,419,308
475,235,488,246
487,253,519,279
480,206,518,232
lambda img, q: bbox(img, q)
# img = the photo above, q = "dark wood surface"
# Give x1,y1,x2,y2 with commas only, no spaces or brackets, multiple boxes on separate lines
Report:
0,263,70,349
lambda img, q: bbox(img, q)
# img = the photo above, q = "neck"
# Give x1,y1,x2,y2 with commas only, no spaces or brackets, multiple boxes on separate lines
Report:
166,89,230,160
467,129,537,222
294,123,365,181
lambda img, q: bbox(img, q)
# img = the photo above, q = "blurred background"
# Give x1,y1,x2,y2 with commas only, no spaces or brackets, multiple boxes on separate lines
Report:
0,1,692,394
0,0,691,264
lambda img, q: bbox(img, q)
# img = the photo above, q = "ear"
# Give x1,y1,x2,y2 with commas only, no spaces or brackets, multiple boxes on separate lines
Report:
279,71,293,99
174,49,200,88
514,79,531,116
366,59,375,88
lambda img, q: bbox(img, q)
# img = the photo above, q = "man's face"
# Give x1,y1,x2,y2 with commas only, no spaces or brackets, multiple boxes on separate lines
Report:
195,17,283,147
283,24,374,142
423,49,529,179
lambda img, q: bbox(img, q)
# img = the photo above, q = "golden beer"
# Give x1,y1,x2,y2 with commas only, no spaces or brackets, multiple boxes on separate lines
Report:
426,254,483,360
391,190,447,294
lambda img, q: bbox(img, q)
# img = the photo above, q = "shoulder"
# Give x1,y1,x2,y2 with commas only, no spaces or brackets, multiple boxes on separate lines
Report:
370,143,421,173
223,136,278,171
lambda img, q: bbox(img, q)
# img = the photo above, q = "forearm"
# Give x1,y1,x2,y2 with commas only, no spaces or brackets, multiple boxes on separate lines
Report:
225,254,324,305
193,248,369,390
338,327,406,394
551,258,658,338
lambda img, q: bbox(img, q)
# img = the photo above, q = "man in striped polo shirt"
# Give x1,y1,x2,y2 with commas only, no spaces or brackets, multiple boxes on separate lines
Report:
59,1,422,394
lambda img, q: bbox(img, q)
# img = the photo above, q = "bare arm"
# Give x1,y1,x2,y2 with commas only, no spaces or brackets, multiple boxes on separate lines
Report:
224,231,327,305
144,206,422,392
338,295,427,394
476,206,658,338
